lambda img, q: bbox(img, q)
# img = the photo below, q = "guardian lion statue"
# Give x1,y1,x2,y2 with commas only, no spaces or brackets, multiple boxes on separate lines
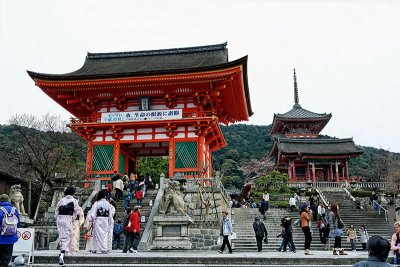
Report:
10,184,27,215
159,180,187,215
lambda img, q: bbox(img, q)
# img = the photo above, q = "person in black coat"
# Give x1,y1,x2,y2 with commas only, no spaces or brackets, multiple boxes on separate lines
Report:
253,217,268,252
259,200,268,220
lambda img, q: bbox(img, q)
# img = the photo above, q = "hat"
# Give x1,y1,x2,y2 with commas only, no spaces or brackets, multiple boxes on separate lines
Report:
300,203,308,212
254,217,260,221
222,210,229,215
133,205,141,211
0,194,10,202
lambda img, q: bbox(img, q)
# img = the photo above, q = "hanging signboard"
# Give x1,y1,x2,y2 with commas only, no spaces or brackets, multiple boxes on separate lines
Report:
101,109,182,123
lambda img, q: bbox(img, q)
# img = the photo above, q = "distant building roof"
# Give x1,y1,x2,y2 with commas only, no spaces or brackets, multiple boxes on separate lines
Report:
276,105,331,120
274,137,364,157
27,43,230,80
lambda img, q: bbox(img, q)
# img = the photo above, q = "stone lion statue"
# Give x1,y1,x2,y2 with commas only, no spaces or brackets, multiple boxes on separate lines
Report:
159,180,187,215
10,184,27,215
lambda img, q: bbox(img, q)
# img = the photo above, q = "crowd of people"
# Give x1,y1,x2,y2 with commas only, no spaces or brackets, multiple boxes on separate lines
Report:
229,190,399,261
2,179,400,266
52,170,153,265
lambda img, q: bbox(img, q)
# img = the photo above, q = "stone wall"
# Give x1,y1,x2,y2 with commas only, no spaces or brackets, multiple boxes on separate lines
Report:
182,182,230,250
189,223,220,250
182,180,230,223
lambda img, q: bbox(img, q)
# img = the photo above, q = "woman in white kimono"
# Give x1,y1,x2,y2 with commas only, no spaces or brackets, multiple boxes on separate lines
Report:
71,206,84,253
86,189,115,253
55,186,81,265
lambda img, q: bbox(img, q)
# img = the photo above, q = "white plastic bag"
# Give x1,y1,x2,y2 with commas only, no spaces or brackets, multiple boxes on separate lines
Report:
217,236,223,246
231,232,237,239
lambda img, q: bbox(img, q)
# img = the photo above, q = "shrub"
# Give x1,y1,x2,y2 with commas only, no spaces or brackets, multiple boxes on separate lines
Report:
351,190,374,198
270,201,289,209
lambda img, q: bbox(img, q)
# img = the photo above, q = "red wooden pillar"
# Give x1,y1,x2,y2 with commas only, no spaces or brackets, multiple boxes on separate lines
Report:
288,161,293,180
168,137,175,178
131,154,137,173
208,149,212,178
293,161,297,180
341,163,345,180
198,135,206,176
346,160,349,179
330,164,333,181
86,140,94,177
113,140,120,173
124,148,129,174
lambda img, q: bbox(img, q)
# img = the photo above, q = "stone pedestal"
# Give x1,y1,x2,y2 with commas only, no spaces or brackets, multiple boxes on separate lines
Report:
19,214,34,226
152,215,193,250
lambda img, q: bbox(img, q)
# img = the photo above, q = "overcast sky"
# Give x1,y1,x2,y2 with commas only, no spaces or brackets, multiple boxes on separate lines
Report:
1,0,399,152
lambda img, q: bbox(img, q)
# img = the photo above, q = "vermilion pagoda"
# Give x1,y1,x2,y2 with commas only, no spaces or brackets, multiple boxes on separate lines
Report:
269,70,363,183
28,43,252,179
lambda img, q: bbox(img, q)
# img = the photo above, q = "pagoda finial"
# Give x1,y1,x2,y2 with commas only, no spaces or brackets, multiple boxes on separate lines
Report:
293,69,301,108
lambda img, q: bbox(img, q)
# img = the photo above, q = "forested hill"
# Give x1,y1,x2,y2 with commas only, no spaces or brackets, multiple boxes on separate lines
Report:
0,123,395,184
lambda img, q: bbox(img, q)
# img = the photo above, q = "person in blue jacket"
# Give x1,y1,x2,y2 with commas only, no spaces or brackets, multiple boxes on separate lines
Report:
0,193,21,267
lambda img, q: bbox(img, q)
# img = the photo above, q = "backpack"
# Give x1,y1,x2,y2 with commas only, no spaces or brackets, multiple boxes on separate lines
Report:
0,206,18,236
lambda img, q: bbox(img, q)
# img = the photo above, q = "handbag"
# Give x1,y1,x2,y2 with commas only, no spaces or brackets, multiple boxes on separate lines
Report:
231,232,237,239
217,236,223,246
346,237,350,243
337,218,344,229
333,228,343,237
263,237,268,244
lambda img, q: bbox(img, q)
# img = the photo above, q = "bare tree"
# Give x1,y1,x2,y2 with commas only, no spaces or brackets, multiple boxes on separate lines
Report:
0,113,85,190
384,155,400,194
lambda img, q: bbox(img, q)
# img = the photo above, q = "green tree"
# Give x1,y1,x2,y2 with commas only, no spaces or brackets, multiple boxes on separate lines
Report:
225,149,240,162
254,170,289,191
221,175,244,189
136,156,168,185
221,159,242,177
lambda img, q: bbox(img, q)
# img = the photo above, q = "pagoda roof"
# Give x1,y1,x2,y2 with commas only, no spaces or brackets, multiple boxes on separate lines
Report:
270,105,332,135
269,137,364,159
270,69,332,134
27,43,230,80
276,105,331,120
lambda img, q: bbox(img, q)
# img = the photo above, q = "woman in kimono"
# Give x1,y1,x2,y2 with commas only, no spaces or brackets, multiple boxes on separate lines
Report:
71,206,84,253
86,189,115,254
55,186,81,265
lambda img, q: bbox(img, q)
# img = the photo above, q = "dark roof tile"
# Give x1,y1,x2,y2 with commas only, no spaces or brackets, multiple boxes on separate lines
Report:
276,105,330,119
28,43,229,79
276,138,364,155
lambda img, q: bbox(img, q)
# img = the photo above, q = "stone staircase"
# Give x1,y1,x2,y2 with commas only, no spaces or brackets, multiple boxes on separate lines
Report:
231,188,392,252
231,207,329,252
79,189,158,250
320,189,392,240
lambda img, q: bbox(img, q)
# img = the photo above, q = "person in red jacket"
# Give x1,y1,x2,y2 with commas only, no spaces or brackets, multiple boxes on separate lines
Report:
135,189,143,206
124,206,141,253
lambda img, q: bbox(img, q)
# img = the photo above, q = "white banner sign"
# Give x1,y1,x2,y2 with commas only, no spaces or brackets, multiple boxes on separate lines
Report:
101,109,182,123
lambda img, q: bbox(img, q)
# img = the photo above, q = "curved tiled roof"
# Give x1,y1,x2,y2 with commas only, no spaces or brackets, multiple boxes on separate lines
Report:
276,105,331,120
27,43,229,80
276,137,364,156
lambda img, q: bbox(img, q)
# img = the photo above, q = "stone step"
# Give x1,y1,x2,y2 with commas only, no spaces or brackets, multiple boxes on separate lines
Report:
32,250,373,266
